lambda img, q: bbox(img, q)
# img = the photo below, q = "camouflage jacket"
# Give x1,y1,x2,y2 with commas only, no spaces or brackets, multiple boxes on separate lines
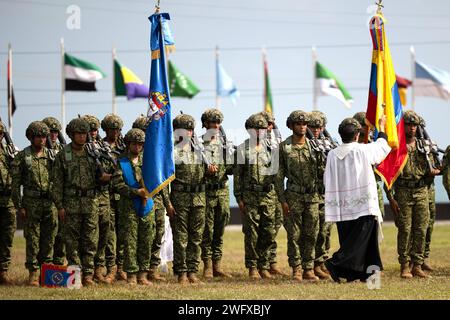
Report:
11,146,54,209
173,141,207,186
0,146,13,207
443,146,450,199
202,135,233,195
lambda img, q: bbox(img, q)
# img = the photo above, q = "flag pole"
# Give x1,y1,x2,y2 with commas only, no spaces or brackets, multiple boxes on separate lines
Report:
215,45,221,109
60,38,66,131
112,47,117,114
7,43,13,137
410,45,416,111
312,46,318,111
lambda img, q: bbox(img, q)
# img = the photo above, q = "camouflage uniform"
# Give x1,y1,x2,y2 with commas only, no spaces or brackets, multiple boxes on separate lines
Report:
51,118,99,279
171,114,207,279
234,114,278,275
12,122,57,278
443,146,450,199
43,117,66,265
276,111,323,280
0,123,16,282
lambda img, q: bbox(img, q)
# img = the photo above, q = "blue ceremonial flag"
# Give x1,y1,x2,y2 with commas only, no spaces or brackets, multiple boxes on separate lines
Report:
216,59,240,106
142,12,175,200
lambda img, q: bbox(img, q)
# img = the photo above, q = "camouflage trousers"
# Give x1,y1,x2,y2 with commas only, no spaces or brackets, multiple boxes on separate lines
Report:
284,194,319,270
94,203,111,268
23,198,57,271
106,196,124,268
242,201,276,270
377,181,385,218
150,208,166,268
0,205,16,271
170,192,205,275
314,203,332,264
124,209,155,273
53,218,65,265
424,186,436,259
394,187,430,265
268,202,283,265
201,190,231,262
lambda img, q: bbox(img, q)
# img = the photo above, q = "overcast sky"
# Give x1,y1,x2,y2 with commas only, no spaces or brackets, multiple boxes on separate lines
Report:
1,0,449,202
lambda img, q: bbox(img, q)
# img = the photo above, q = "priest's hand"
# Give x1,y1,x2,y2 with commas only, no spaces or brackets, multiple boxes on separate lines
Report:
282,202,290,217
137,188,147,199
378,114,387,132
238,200,246,216
58,208,66,222
166,204,176,219
430,168,440,176
389,198,400,217
207,164,218,175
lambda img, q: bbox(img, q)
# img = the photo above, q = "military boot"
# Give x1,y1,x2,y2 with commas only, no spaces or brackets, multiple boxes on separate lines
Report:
321,262,331,275
421,259,434,272
400,263,413,279
28,270,40,287
411,264,431,278
258,269,272,279
269,263,287,276
314,263,332,280
103,265,117,284
127,273,137,286
178,272,189,285
82,274,96,287
188,272,203,284
137,271,153,286
213,260,232,278
292,266,303,282
303,269,320,282
148,266,166,282
203,259,213,279
94,266,106,283
0,270,13,286
248,267,261,280
116,265,127,281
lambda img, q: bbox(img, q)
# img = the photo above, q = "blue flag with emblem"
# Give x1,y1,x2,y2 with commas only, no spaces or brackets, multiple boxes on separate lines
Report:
142,12,175,200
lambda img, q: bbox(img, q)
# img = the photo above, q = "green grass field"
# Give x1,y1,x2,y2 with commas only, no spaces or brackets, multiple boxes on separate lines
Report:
0,223,449,300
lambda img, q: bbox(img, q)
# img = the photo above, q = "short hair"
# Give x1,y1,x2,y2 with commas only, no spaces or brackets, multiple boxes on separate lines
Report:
339,123,360,143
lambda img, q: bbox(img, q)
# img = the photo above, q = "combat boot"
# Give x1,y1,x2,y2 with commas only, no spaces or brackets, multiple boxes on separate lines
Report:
116,265,127,281
269,263,287,276
411,264,431,278
314,263,332,280
137,271,153,286
94,266,106,283
0,270,13,286
303,269,320,282
248,267,261,280
203,259,213,279
213,260,232,278
188,272,203,284
321,262,330,275
258,269,273,279
28,270,40,287
127,273,137,286
178,272,189,285
103,265,117,284
82,274,96,287
292,266,303,282
400,263,413,279
148,266,166,282
421,259,434,272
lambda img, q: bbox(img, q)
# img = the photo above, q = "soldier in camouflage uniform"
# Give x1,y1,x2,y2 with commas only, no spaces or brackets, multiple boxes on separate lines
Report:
0,123,16,285
42,117,66,265
444,146,450,199
51,118,111,286
388,110,439,279
200,108,233,279
276,110,323,282
307,113,332,280
101,113,127,281
234,113,278,280
112,128,154,286
12,121,57,286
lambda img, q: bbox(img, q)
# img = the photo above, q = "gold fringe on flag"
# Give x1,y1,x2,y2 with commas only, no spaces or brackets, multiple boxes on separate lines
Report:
151,45,176,60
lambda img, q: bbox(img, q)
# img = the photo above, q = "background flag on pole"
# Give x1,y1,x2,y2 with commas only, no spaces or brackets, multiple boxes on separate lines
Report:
216,59,239,106
414,60,450,100
7,58,16,115
114,59,149,100
168,60,200,98
315,61,353,109
142,12,175,202
395,74,412,106
366,13,408,189
64,53,106,91
263,51,273,115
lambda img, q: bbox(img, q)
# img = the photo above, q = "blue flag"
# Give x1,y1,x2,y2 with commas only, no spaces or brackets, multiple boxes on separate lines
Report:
216,60,240,106
143,12,175,200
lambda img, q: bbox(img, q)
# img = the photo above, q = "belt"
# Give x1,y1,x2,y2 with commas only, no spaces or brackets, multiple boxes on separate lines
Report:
24,189,50,199
64,188,97,197
171,183,206,193
396,179,427,189
206,182,227,191
287,183,318,195
245,184,274,192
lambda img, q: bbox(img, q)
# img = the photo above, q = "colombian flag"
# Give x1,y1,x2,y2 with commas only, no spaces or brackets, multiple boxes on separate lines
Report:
366,14,408,189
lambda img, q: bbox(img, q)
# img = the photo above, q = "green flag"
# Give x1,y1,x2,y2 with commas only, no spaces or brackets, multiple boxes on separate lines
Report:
315,61,353,108
168,60,200,98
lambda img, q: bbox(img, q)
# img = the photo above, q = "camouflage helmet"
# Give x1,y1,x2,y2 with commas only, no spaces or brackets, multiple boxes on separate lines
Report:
403,110,420,125
338,118,362,132
66,118,90,136
307,112,324,128
124,128,145,144
81,115,101,131
286,110,309,128
173,114,196,130
258,111,275,124
26,121,49,140
42,116,62,131
0,122,5,133
245,113,268,130
418,115,426,127
132,115,149,131
353,112,367,128
201,108,224,127
311,110,327,126
101,113,124,130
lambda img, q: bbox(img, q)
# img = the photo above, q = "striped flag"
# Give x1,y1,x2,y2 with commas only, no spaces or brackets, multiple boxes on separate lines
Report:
114,59,149,99
263,51,273,115
366,14,408,189
64,53,106,91
315,61,353,109
414,60,450,100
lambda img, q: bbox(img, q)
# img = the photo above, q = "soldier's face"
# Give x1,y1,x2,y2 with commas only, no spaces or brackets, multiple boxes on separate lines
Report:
206,122,220,131
73,132,87,146
90,130,98,140
32,136,46,148
267,123,274,132
405,123,417,138
129,142,144,155
310,126,321,139
292,122,307,137
49,130,58,143
106,128,120,141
